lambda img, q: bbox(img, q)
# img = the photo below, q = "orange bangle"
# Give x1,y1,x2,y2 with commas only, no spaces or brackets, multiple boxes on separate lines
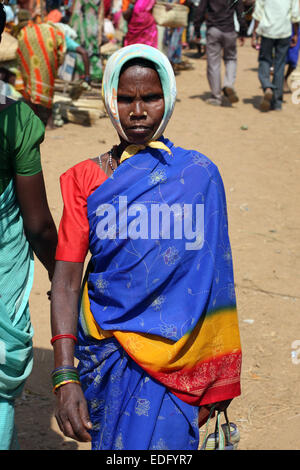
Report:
50,334,78,345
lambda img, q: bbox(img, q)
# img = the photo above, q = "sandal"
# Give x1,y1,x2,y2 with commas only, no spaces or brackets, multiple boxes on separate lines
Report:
176,61,194,71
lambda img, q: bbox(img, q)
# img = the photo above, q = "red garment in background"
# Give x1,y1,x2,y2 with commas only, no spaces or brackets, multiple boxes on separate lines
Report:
104,0,112,15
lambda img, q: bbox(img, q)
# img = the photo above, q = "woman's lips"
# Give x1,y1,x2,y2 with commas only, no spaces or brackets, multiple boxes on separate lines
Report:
129,125,150,129
127,126,151,133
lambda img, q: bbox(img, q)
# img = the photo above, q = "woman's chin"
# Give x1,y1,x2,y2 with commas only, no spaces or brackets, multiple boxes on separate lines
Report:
124,129,155,146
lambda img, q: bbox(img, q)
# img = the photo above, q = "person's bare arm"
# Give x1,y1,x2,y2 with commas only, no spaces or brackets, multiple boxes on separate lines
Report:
15,172,57,281
76,46,90,81
291,22,299,47
235,0,247,42
194,0,208,39
251,19,260,48
51,260,92,442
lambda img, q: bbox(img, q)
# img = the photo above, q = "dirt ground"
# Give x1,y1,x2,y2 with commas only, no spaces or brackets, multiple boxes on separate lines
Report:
14,41,300,451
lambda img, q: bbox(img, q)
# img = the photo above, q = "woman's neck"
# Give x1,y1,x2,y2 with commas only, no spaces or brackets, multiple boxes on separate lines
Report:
118,139,132,157
117,137,149,157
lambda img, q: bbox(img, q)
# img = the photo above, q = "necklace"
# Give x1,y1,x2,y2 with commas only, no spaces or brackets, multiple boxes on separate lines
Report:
108,149,115,172
108,146,122,172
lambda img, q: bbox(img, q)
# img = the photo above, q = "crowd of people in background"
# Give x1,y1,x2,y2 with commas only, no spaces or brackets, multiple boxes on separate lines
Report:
0,0,299,124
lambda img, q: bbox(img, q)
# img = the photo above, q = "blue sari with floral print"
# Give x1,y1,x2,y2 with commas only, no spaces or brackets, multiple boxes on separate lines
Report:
75,137,240,450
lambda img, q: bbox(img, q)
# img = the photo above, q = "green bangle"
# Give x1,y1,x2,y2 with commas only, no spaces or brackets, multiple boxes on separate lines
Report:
51,366,80,390
52,372,80,386
52,368,79,379
52,369,79,379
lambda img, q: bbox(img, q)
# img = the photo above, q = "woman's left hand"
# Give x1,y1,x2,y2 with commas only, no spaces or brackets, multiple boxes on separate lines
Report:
55,383,92,442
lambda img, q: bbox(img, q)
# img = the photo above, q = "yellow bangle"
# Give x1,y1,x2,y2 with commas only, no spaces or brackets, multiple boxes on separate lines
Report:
53,379,81,394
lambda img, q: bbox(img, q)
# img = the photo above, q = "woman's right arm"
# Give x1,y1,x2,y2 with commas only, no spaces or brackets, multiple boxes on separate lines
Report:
51,260,92,442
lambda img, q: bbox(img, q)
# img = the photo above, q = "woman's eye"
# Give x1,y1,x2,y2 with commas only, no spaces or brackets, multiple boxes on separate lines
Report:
144,95,162,102
118,96,133,103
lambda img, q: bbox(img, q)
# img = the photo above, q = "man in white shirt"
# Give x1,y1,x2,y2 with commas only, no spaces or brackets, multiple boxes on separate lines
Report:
251,0,300,111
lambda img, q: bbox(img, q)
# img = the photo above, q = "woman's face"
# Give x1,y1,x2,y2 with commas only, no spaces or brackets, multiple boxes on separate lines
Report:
117,65,165,145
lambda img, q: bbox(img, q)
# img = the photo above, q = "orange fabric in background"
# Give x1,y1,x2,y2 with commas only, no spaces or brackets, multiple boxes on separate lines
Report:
122,0,130,11
16,22,65,108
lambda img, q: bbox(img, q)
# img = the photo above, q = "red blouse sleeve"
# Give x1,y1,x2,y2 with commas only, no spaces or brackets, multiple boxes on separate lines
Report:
55,159,108,262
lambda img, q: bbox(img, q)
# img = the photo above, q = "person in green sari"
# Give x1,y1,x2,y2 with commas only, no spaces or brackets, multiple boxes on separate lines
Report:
69,0,104,82
0,4,58,450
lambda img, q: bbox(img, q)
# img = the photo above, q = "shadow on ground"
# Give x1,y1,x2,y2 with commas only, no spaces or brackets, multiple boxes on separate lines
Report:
15,347,79,450
243,95,263,109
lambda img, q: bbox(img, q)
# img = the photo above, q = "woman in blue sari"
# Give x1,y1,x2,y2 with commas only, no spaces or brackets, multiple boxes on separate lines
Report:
0,5,58,450
51,44,242,450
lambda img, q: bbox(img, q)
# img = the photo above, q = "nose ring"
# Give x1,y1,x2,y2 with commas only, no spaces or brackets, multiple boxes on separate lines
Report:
129,111,148,117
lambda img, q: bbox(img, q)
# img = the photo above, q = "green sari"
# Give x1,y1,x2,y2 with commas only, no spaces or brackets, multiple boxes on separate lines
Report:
0,180,34,450
0,101,44,449
70,0,103,81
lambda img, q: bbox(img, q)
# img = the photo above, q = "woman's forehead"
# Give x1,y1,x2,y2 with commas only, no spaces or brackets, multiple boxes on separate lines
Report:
118,65,163,92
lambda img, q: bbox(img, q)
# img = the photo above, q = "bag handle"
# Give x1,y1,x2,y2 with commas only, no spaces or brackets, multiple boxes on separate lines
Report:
200,406,230,450
222,408,231,444
214,410,226,450
199,405,216,450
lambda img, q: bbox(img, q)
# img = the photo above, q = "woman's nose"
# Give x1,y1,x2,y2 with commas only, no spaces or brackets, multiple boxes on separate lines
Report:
131,101,146,118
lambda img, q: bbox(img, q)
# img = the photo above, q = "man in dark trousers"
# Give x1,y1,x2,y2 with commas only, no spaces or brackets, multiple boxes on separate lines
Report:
194,0,247,106
251,0,300,111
